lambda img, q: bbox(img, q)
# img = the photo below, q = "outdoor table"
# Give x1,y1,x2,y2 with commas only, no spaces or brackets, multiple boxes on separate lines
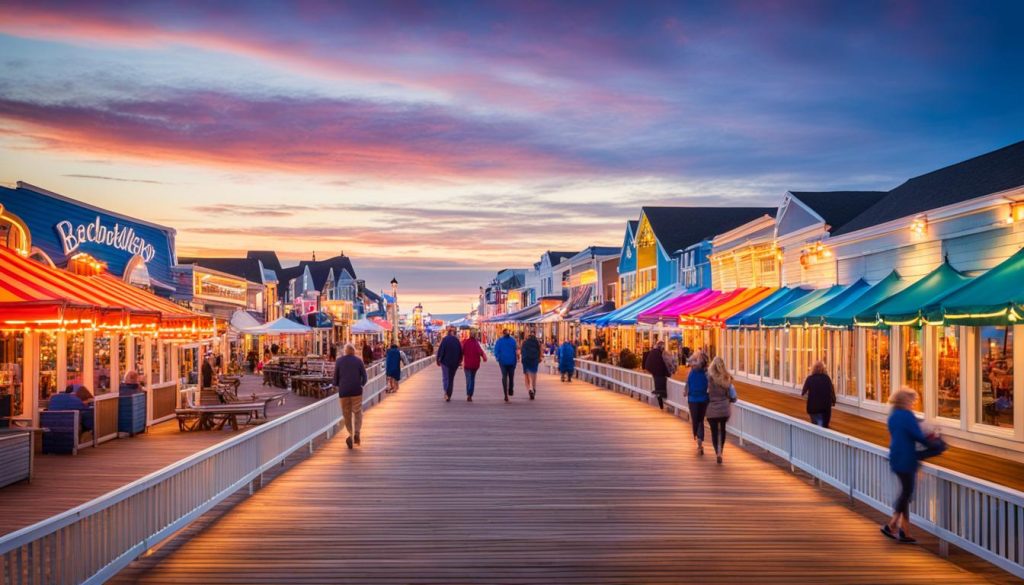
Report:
290,375,331,398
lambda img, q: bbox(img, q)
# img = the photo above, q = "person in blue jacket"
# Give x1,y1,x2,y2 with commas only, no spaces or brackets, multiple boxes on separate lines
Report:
436,327,463,402
881,387,945,543
385,343,406,393
558,340,576,383
493,329,518,402
684,351,710,455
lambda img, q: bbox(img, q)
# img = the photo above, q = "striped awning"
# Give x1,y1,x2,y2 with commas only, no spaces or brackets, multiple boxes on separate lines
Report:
679,287,776,327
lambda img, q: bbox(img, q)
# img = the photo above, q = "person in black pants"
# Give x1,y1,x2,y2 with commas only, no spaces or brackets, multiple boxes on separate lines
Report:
801,360,836,428
644,341,671,410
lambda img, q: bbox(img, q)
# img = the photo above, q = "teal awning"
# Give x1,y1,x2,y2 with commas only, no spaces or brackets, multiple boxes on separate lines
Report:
820,271,906,328
760,284,846,328
727,287,811,327
855,262,973,327
796,279,871,327
589,286,680,326
924,245,1024,326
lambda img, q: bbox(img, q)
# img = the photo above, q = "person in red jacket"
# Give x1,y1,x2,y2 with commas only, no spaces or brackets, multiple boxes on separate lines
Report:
461,331,488,402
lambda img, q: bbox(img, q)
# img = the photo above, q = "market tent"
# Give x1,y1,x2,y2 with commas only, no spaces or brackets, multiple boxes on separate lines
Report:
681,287,776,326
761,284,846,328
728,287,812,327
637,289,715,325
924,245,1024,326
855,261,973,327
351,318,386,334
256,316,313,335
595,286,681,326
793,279,870,327
230,309,265,334
820,271,907,328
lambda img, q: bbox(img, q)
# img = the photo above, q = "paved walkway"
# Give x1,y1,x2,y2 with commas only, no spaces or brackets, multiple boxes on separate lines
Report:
117,365,1005,584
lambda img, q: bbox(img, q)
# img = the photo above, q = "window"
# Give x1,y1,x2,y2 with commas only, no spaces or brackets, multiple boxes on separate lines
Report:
900,326,924,394
39,332,58,401
737,330,747,373
865,329,890,403
977,326,1013,429
935,326,960,420
772,329,784,382
0,331,25,416
94,335,113,395
843,329,857,397
66,331,86,388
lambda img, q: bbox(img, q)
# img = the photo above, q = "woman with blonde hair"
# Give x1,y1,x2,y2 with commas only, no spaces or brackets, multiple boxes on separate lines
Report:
801,360,836,428
705,355,738,464
881,387,945,543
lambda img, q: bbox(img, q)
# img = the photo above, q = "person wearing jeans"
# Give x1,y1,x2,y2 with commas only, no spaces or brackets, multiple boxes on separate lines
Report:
436,327,463,402
802,360,836,429
493,329,518,402
461,332,487,402
334,343,367,449
684,351,710,455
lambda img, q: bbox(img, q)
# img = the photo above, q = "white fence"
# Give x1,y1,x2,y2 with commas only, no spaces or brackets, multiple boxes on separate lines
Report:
0,356,433,585
574,358,1024,580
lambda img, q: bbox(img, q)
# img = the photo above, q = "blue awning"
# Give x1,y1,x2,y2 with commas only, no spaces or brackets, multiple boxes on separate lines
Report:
589,286,682,326
726,287,811,327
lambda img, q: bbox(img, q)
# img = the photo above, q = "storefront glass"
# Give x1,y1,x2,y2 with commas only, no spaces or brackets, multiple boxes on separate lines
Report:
772,330,782,381
117,335,127,382
39,332,58,401
935,326,960,420
736,329,746,373
149,338,160,383
0,331,25,417
900,326,924,394
977,326,1013,429
134,336,145,374
865,329,890,403
66,331,86,387
94,334,113,395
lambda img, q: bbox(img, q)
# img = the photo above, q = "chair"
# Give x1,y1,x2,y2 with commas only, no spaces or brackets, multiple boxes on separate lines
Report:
40,410,80,455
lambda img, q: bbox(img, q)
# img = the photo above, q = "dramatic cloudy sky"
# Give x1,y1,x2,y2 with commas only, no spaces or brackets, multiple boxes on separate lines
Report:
1,1,1022,312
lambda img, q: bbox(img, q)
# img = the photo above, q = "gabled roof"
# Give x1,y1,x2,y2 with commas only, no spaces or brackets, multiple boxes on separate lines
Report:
246,251,282,272
277,255,357,290
641,207,776,255
568,246,620,262
833,140,1024,237
178,257,262,283
788,191,888,233
627,220,639,234
544,251,578,266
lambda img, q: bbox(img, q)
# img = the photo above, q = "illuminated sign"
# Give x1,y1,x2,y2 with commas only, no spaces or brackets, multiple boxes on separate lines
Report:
55,217,156,263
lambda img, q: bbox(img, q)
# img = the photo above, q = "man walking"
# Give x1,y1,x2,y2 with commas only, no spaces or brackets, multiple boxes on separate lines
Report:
334,343,367,449
436,326,463,402
493,329,518,402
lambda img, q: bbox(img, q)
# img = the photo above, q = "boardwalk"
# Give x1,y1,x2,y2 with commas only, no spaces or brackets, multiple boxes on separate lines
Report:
117,365,1002,584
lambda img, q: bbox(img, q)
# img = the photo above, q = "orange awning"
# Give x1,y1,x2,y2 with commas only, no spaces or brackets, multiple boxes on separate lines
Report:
87,274,212,332
679,287,776,327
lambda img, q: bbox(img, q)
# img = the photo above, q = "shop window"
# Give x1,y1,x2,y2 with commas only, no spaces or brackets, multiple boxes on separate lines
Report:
94,335,112,395
843,329,857,397
149,338,160,383
736,330,746,373
977,326,1013,429
66,332,85,388
900,326,924,394
865,329,891,403
161,342,173,384
118,335,128,384
759,329,770,378
39,332,58,401
0,332,25,416
935,326,960,420
133,336,146,374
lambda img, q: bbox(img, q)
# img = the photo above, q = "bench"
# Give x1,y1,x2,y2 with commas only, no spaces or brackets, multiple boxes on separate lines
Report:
0,430,34,487
176,393,287,432
40,410,83,455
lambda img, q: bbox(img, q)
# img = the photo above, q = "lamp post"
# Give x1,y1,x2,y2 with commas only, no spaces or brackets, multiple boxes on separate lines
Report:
390,277,399,346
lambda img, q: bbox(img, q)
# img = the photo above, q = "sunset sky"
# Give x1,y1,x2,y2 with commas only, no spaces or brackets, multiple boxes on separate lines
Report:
1,1,1022,313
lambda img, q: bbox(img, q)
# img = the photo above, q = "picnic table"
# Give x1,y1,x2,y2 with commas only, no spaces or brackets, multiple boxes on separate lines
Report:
176,393,287,432
290,375,333,399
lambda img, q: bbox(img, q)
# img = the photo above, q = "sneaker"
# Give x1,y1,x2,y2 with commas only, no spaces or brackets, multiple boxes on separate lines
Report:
529,390,535,400
354,434,361,445
716,455,723,464
345,437,353,449
880,525,896,540
445,395,451,402
467,396,473,402
898,530,917,544
508,388,514,396
697,443,704,456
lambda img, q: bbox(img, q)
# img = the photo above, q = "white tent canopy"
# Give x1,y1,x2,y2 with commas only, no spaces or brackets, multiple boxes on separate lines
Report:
254,316,313,335
229,309,265,334
351,318,386,335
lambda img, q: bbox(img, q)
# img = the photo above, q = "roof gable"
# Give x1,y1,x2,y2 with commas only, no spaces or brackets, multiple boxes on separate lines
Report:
641,206,776,256
785,191,888,234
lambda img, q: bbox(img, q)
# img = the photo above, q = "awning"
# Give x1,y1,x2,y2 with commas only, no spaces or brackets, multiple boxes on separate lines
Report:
351,317,386,334
637,289,715,325
792,279,870,327
760,285,847,328
567,300,616,321
258,316,314,335
230,309,265,334
370,316,392,330
87,273,210,330
727,287,813,327
594,287,680,326
681,287,777,327
855,261,973,327
819,272,906,328
924,246,1024,326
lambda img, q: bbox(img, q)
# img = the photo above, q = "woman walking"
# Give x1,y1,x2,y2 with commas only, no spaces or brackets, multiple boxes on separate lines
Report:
461,332,487,402
684,351,710,455
385,343,406,393
801,360,836,428
706,356,738,464
881,387,945,543
521,329,542,399
558,339,576,383
643,340,673,410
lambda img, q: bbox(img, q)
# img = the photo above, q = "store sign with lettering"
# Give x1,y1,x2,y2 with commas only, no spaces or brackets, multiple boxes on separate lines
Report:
54,217,156,263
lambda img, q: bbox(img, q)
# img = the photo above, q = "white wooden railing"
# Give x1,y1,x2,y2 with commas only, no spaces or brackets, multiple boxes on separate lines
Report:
0,356,433,585
574,358,1024,580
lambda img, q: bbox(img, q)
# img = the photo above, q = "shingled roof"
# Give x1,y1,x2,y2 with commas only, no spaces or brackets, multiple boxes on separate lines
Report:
641,207,776,255
788,191,888,233
832,140,1024,237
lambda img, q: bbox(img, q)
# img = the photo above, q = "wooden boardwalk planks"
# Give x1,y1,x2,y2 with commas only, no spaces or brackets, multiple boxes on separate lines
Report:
114,364,1007,584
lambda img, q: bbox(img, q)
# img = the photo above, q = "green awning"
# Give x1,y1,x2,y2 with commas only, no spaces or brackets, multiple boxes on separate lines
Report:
761,285,845,328
924,245,1024,326
855,261,972,327
821,271,906,328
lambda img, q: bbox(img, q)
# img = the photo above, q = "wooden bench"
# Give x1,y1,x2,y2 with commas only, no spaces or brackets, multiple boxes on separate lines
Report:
176,393,287,432
40,410,83,455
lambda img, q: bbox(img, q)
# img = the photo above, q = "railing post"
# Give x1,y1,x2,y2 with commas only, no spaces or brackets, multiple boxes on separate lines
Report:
847,440,855,503
788,424,795,473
